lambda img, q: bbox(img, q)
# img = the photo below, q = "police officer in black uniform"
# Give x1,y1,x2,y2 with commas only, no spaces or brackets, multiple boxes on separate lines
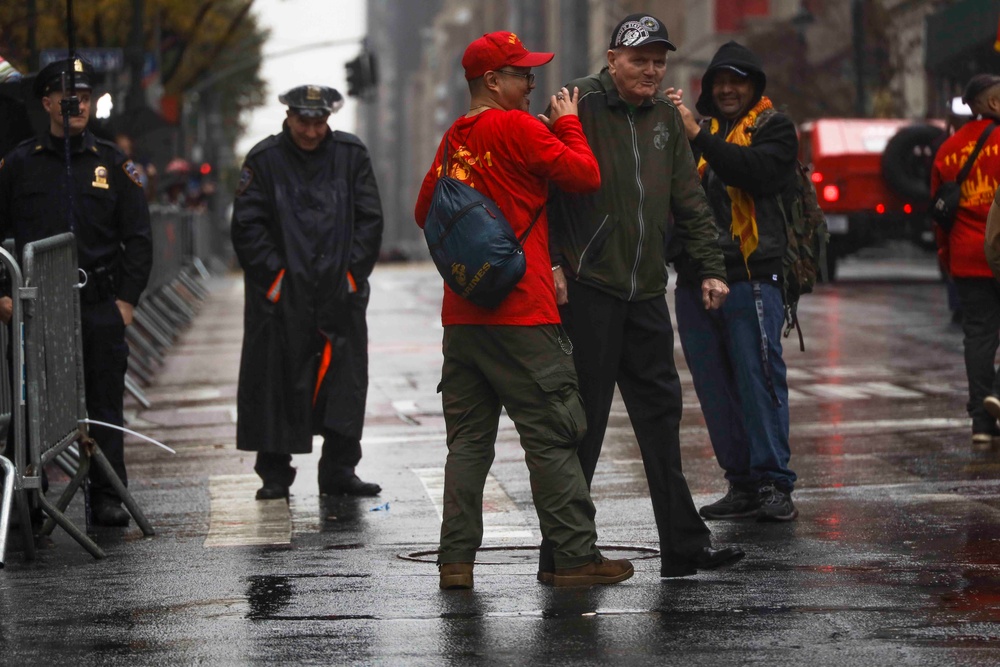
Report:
0,57,153,526
232,85,383,500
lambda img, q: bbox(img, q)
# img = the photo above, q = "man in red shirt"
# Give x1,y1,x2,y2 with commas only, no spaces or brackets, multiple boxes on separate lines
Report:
415,31,632,590
931,74,1000,444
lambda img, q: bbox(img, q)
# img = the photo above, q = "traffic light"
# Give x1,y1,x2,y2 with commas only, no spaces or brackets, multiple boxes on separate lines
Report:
346,51,378,98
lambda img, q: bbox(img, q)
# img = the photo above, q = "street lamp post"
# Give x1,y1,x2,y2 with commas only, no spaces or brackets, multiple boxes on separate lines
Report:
852,0,866,116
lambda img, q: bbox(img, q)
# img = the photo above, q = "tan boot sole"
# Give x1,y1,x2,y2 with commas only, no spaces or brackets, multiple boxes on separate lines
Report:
552,565,634,587
439,573,473,589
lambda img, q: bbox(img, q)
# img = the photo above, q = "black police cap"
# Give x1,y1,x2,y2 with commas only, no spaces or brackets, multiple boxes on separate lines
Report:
33,56,95,98
278,85,344,117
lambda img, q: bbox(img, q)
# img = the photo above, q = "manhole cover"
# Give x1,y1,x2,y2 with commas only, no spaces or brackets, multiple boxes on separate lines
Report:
399,544,659,565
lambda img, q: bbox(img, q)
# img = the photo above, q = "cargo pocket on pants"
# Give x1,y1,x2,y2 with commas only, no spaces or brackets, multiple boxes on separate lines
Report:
530,364,587,446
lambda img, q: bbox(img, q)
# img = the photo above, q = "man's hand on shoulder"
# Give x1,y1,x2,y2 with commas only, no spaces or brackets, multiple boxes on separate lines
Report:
701,278,729,310
664,87,701,140
538,87,580,130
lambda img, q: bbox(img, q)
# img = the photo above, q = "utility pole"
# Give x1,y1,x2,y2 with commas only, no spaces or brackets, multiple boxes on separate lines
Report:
852,0,866,116
127,0,145,111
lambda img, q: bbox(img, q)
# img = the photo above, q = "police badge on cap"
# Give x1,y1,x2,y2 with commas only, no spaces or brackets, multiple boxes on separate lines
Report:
278,85,344,117
33,56,95,98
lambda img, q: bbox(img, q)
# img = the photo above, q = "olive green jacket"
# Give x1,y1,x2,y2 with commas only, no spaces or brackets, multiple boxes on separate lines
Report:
548,68,725,301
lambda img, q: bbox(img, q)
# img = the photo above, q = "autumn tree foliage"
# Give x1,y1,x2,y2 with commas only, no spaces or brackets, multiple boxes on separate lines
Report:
0,0,268,125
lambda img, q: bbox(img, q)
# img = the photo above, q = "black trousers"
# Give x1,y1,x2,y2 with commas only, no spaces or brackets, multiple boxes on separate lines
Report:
82,299,129,504
255,430,361,486
541,281,711,569
954,277,1000,434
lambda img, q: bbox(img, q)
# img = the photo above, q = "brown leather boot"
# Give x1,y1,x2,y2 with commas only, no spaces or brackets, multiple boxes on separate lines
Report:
553,557,633,587
439,562,474,589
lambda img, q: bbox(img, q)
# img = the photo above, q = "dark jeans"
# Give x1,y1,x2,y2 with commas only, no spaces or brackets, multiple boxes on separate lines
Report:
540,281,711,570
675,281,795,491
82,299,129,505
954,277,1000,434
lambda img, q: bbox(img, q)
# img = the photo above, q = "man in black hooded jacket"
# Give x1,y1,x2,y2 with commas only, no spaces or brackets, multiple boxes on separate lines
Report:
666,41,799,522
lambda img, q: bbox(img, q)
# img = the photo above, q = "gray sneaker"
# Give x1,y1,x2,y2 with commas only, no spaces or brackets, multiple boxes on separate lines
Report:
699,484,761,520
757,484,798,522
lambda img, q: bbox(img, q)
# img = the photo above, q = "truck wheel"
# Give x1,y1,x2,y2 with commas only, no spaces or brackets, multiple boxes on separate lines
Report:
881,124,946,202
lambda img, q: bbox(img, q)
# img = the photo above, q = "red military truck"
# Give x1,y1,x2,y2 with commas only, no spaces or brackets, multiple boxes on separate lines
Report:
799,118,945,279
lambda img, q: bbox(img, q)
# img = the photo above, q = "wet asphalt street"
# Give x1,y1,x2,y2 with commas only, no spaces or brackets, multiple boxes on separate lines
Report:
3,248,1000,665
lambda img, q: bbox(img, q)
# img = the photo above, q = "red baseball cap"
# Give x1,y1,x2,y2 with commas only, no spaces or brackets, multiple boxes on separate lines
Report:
461,31,554,81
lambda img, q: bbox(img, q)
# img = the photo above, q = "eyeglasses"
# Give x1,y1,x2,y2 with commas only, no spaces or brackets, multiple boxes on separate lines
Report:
494,70,535,86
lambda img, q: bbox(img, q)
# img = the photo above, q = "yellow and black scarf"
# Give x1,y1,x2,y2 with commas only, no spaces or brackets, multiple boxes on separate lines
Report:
697,96,774,272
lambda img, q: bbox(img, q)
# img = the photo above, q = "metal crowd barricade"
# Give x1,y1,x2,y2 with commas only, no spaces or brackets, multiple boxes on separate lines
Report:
50,205,214,495
124,206,210,409
21,234,153,560
0,246,28,567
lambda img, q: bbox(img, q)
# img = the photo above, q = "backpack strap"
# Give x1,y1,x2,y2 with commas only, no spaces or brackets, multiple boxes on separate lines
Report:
518,205,543,244
956,122,997,186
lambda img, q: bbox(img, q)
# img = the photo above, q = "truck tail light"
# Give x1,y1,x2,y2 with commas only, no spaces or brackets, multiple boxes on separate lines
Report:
811,171,823,183
903,203,913,214
822,184,839,202
876,203,886,214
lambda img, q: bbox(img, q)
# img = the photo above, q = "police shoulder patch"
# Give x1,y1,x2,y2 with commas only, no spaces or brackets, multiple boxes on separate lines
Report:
236,165,253,196
122,160,144,188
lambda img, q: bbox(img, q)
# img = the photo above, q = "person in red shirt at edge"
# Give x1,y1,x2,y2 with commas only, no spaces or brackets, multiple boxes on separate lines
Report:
931,73,1000,445
414,31,633,590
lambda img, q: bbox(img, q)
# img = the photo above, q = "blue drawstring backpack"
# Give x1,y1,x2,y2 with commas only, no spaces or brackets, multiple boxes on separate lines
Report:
423,122,541,309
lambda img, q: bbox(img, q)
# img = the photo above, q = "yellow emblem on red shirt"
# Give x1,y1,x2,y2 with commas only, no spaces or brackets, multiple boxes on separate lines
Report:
92,165,109,189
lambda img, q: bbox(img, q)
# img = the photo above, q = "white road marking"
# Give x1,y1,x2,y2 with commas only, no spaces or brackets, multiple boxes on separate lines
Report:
800,384,875,400
204,474,291,547
800,382,924,400
413,467,533,541
790,417,968,437
680,416,968,438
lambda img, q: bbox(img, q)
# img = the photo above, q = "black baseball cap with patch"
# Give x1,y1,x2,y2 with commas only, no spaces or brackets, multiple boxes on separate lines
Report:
33,56,94,98
278,85,344,117
609,14,676,51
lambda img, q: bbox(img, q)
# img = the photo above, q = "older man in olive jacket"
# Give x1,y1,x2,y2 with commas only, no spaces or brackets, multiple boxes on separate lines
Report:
545,14,744,580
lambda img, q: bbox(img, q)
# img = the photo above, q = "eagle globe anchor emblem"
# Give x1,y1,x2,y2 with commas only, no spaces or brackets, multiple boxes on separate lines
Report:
451,262,467,287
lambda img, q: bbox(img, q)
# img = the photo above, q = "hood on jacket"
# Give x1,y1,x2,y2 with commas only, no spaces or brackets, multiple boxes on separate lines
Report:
695,41,766,119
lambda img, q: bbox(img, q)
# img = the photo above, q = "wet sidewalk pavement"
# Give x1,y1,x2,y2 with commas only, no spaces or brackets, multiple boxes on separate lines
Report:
3,262,1000,665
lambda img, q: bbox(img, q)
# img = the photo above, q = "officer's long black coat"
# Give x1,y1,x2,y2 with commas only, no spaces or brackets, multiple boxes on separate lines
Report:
231,124,383,454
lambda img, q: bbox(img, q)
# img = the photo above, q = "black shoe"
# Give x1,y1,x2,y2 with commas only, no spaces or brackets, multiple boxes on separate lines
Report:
320,474,381,497
661,545,745,578
699,484,761,520
255,482,290,500
757,484,798,522
92,500,130,527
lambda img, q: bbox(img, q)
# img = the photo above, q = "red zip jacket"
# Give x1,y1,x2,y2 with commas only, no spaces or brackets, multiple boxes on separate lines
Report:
931,118,1000,278
415,110,599,326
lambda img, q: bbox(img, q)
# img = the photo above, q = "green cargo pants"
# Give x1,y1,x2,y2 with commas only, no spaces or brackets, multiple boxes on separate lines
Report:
437,324,601,569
